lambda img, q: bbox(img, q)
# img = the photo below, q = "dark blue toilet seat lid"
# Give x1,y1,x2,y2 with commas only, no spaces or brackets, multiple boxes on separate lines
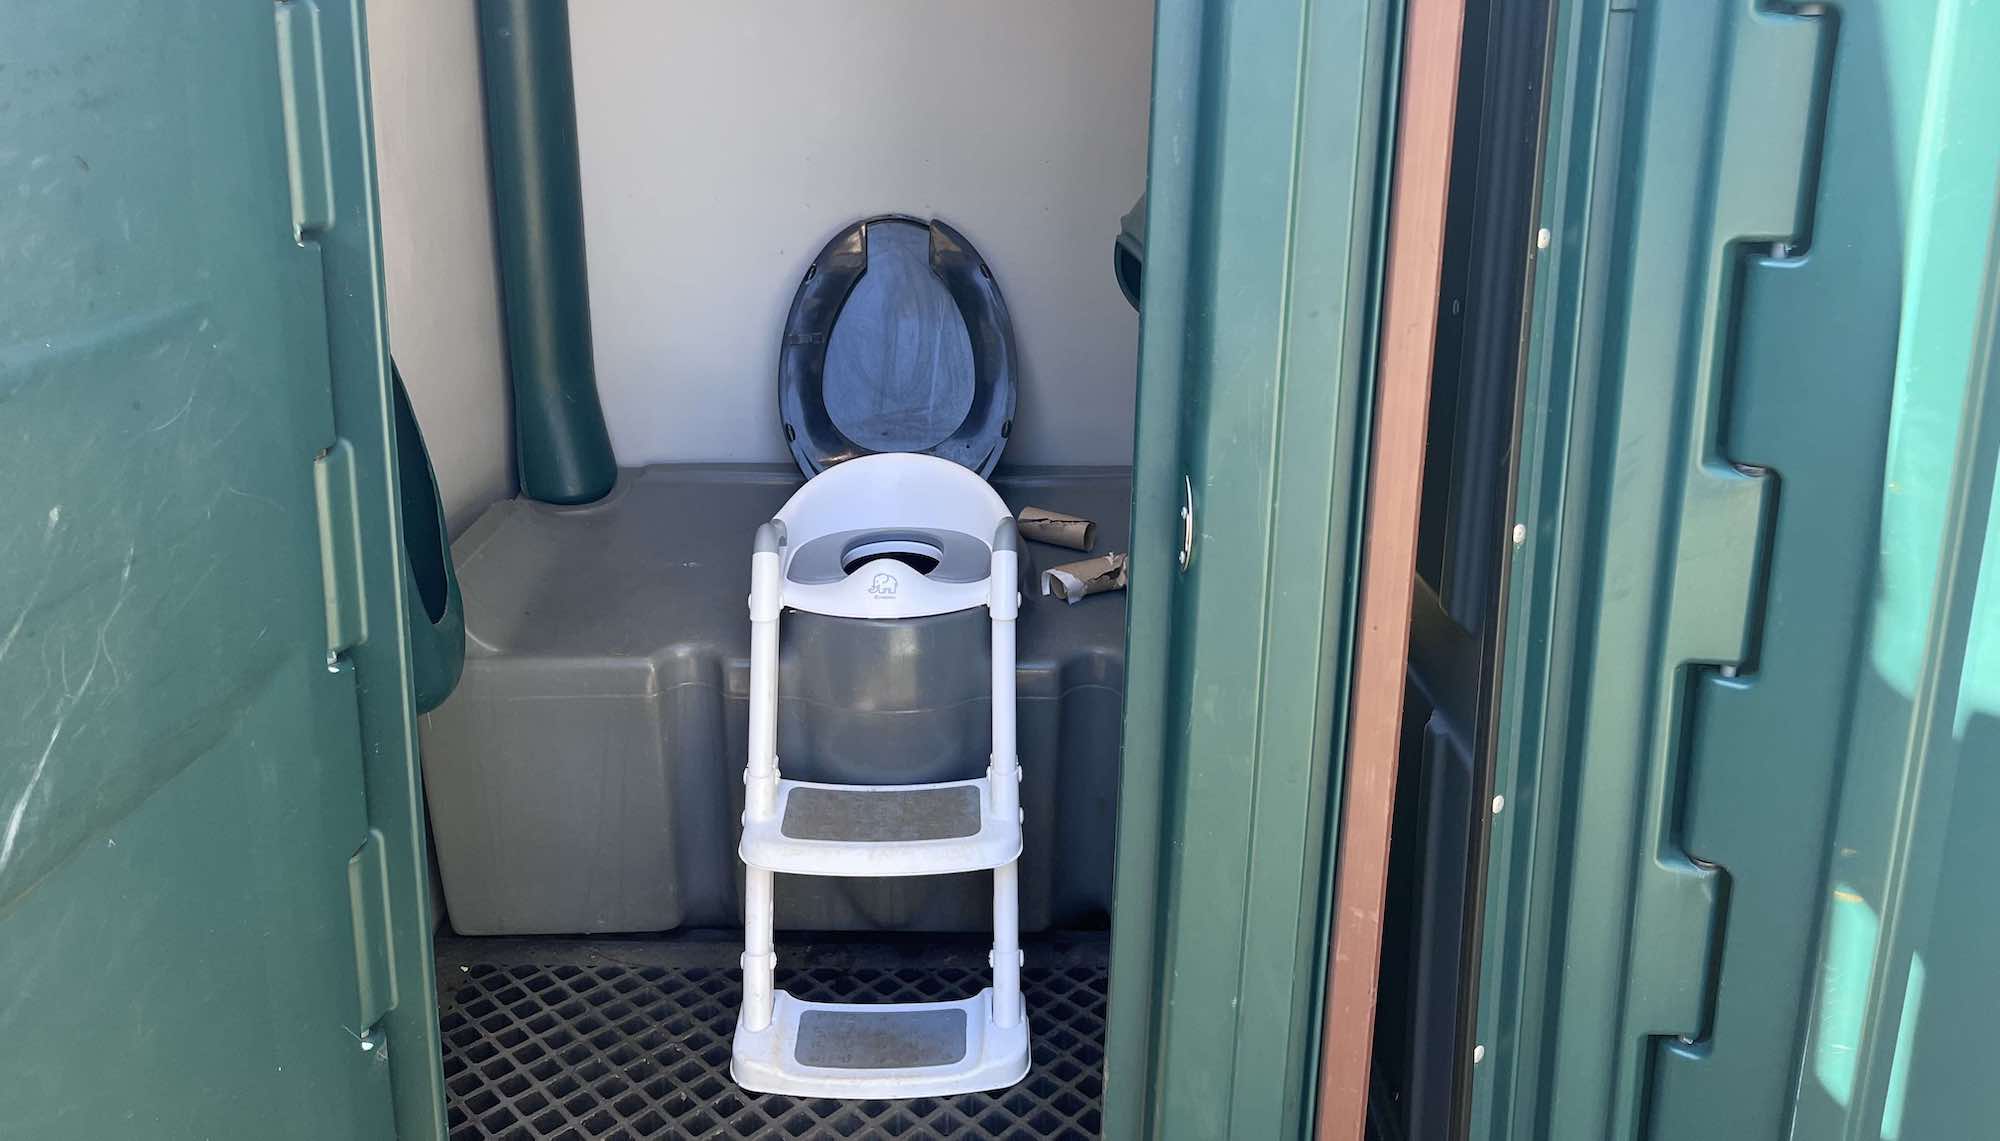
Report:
779,215,1017,477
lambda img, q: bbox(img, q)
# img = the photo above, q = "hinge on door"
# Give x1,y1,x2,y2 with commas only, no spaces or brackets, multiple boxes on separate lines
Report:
1629,459,1775,1044
314,439,368,658
274,0,335,241
347,829,399,1034
1626,0,1826,1048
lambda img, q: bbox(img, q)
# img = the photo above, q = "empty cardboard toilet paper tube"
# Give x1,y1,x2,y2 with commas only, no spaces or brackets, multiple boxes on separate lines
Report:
1018,506,1098,551
1042,552,1129,604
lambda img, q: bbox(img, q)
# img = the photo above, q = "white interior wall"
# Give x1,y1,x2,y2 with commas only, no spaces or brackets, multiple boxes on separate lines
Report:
366,0,515,531
569,1,1154,468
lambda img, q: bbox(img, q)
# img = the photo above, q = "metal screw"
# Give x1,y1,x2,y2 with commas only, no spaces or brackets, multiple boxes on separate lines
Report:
1473,1043,1486,1064
1511,522,1526,546
1535,227,1550,250
1492,795,1505,815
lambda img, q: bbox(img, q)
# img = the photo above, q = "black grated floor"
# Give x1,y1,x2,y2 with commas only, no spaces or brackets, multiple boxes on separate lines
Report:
435,935,1107,1140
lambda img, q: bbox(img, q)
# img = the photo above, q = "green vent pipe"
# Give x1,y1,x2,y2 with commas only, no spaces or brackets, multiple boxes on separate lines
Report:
478,0,616,504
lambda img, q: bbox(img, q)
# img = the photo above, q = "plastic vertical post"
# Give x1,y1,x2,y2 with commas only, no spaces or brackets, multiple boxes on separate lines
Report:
742,522,785,1032
477,0,617,504
742,868,776,1032
739,737,777,1032
989,521,1023,1029
746,524,785,820
992,863,1023,1029
988,521,1020,820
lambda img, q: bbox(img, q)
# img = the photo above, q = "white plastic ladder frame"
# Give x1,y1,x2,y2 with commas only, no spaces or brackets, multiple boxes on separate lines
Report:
737,514,1025,1092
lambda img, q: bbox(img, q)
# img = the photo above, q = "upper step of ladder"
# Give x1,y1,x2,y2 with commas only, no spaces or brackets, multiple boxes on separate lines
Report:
731,988,1031,1098
740,776,1022,877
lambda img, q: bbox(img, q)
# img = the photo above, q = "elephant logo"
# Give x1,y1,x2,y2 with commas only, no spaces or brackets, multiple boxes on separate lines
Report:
868,572,899,599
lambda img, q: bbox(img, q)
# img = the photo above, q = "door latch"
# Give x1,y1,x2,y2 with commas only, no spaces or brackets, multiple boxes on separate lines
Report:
1178,475,1196,571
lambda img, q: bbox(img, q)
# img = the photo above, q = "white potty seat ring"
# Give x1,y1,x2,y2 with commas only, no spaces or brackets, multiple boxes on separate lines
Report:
786,527,991,586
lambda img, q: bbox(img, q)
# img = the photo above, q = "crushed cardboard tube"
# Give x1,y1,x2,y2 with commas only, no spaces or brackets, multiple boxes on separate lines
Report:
1041,552,1129,604
1017,506,1098,551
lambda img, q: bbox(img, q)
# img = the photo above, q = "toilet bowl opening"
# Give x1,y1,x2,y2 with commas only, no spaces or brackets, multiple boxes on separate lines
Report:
842,537,945,577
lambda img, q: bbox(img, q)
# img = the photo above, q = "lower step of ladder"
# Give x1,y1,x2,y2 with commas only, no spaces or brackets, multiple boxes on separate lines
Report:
731,988,1031,1098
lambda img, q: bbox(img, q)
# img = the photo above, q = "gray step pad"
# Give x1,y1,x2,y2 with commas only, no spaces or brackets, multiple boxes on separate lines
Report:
795,1005,969,1068
781,783,981,842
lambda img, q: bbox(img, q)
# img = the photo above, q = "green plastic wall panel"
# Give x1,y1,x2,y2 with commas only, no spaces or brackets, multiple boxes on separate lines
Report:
1103,0,1396,1137
1473,0,2000,1137
0,3,443,1137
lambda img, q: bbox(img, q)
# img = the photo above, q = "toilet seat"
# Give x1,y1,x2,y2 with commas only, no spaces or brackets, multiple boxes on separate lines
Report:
778,215,1017,477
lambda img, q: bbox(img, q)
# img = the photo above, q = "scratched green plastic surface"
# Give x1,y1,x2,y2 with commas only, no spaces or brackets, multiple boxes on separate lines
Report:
1103,0,1396,1137
1473,0,2000,1137
0,3,443,1138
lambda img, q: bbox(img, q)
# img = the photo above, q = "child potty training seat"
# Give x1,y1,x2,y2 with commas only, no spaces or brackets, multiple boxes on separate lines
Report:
732,218,1031,1098
732,455,1028,1097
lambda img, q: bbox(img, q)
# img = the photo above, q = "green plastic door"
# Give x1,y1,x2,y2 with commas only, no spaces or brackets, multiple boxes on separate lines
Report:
1472,0,2000,1137
0,3,442,1137
1103,0,1399,1136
